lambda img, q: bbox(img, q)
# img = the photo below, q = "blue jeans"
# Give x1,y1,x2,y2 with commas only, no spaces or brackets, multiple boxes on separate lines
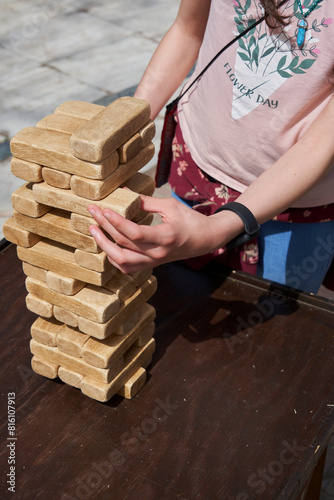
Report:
171,191,334,293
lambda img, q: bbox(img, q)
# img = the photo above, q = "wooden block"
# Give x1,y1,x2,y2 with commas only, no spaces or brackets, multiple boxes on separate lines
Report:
122,172,155,196
136,212,154,226
134,323,155,347
10,127,119,179
42,167,71,189
26,277,121,324
17,239,114,286
118,133,142,163
70,212,97,236
36,114,87,135
80,338,155,402
54,306,79,328
138,120,155,147
11,182,50,218
77,276,157,339
117,367,147,399
70,97,151,162
11,158,43,183
33,182,141,219
115,309,140,336
57,326,89,358
22,262,47,282
74,248,112,273
58,366,83,387
82,303,155,368
130,268,153,286
70,143,155,201
14,208,100,253
55,100,104,120
31,317,62,346
46,271,85,296
31,356,59,379
3,216,41,247
30,338,123,384
26,293,53,318
103,270,136,302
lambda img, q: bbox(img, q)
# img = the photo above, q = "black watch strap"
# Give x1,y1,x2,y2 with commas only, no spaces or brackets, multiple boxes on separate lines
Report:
214,202,260,249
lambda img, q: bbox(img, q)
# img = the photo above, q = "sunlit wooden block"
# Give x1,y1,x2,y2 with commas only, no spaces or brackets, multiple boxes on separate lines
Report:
26,293,53,318
11,158,43,183
31,356,59,379
3,217,41,248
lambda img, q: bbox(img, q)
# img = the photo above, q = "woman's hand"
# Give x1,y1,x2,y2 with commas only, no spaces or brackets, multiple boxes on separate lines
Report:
87,194,243,273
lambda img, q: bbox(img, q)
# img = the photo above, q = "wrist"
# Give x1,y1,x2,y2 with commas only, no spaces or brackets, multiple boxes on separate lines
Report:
211,202,260,249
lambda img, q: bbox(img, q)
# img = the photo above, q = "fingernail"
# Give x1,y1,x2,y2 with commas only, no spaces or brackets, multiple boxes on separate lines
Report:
103,212,111,220
87,207,95,216
89,226,96,236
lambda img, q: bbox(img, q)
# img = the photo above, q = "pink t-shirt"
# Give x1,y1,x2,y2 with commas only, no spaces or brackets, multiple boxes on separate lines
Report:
177,0,334,208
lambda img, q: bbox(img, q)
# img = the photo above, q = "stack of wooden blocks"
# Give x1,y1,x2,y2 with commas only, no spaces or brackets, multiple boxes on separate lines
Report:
4,97,158,403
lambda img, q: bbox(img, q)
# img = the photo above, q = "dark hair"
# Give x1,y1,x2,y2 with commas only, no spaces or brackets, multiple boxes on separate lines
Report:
260,0,291,27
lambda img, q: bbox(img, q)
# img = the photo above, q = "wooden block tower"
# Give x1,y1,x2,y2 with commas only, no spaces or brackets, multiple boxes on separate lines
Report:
4,97,158,402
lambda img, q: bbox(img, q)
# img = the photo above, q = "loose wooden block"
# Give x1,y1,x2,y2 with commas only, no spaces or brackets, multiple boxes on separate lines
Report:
122,172,155,196
26,293,53,318
55,100,104,120
70,143,155,201
138,120,156,147
57,326,89,358
70,97,151,162
117,367,147,399
36,114,87,135
11,182,50,218
118,133,142,163
46,271,85,296
58,366,84,388
17,239,114,286
14,208,100,253
3,217,41,248
74,248,112,273
77,276,157,338
103,270,136,302
31,317,62,347
10,127,119,179
80,338,155,402
22,262,48,282
33,182,141,220
26,277,121,324
81,303,155,368
42,167,71,189
31,356,59,379
54,306,79,328
11,158,43,183
70,213,97,236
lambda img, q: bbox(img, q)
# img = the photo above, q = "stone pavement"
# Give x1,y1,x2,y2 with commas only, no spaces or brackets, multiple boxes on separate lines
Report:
0,1,333,497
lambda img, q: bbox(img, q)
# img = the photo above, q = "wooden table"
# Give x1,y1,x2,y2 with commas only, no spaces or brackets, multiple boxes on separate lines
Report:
1,242,334,500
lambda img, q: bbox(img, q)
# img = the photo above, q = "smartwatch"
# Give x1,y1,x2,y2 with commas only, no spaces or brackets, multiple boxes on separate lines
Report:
214,202,261,249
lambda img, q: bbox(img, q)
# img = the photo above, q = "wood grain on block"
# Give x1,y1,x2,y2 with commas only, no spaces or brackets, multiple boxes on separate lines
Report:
30,339,123,384
70,97,151,162
77,276,157,339
37,114,87,135
130,268,153,286
122,172,155,196
46,271,85,296
3,217,41,248
70,212,97,236
103,270,136,302
80,338,155,402
31,317,62,347
138,120,155,147
54,306,78,328
11,158,43,183
58,366,83,388
55,100,104,120
10,127,119,179
14,208,100,253
11,183,50,218
31,356,59,379
26,293,53,318
42,167,71,189
26,277,121,324
17,239,114,286
117,367,147,399
82,304,155,368
74,248,112,273
135,212,154,226
134,323,155,347
70,143,155,201
118,133,142,163
33,182,141,220
57,326,89,358
22,262,48,282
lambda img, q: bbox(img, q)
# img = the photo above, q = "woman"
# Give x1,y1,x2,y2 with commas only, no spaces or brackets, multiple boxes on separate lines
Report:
87,0,334,294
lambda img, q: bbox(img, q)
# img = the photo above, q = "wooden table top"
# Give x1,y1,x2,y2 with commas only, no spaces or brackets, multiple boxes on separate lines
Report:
1,242,334,500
